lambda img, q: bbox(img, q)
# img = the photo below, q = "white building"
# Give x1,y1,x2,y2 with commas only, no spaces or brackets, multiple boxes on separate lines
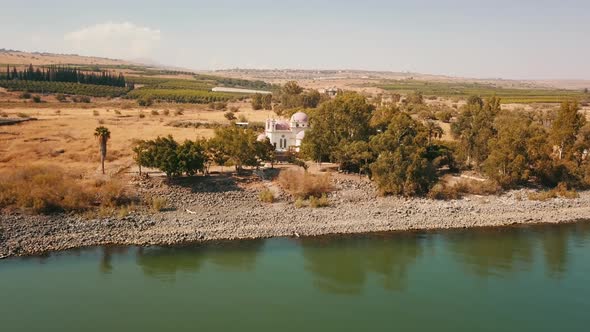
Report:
257,112,309,152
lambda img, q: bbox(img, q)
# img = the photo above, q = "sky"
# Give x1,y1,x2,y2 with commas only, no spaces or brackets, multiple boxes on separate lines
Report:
0,0,588,80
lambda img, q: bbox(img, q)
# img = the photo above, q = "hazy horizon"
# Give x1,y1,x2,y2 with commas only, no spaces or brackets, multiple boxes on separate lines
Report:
1,0,589,80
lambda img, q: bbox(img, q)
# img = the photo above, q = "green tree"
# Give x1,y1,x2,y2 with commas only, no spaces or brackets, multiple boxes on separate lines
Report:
176,140,207,176
94,126,111,175
451,96,501,168
251,94,264,110
483,111,551,188
369,113,436,196
550,100,585,160
300,92,375,162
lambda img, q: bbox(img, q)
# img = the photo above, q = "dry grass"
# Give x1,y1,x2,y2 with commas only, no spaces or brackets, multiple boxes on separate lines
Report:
428,179,501,200
278,169,333,199
528,183,579,201
148,196,168,212
0,165,132,214
258,188,275,203
309,194,330,208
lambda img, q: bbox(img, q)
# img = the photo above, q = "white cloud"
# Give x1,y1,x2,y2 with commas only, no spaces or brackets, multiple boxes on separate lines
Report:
64,22,161,59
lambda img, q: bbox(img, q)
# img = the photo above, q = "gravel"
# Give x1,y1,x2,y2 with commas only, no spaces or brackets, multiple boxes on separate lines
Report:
1,174,590,258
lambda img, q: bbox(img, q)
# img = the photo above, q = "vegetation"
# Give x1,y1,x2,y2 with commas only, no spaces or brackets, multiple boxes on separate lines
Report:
127,88,244,104
258,189,275,203
0,80,128,97
374,79,586,104
278,170,333,199
3,64,127,87
0,166,130,214
94,126,111,175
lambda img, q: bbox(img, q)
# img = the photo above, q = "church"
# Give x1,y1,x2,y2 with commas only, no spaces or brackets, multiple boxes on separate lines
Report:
257,112,309,152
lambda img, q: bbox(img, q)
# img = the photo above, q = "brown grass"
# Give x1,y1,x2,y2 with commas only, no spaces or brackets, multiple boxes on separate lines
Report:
528,183,579,201
0,165,132,214
428,179,501,200
278,169,333,199
258,188,275,203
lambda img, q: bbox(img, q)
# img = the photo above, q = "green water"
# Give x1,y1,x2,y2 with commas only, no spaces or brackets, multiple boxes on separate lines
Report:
2,223,590,332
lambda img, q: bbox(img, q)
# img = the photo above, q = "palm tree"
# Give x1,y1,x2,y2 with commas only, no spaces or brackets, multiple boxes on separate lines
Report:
94,126,111,174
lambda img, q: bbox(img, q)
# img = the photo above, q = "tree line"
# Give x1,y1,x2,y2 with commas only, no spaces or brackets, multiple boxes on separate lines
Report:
2,64,128,88
299,92,590,196
132,126,275,178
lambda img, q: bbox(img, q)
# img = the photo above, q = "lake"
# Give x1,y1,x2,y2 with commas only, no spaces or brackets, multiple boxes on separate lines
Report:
1,222,590,332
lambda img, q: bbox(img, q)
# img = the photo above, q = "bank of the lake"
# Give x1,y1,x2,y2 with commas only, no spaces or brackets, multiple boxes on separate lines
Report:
2,222,590,332
2,175,590,258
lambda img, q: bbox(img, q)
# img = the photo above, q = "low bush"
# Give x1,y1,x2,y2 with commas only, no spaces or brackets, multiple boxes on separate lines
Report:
428,179,501,200
32,95,42,103
278,170,333,199
309,194,330,208
93,110,99,116
114,110,121,115
0,165,132,214
148,196,168,212
55,93,67,102
528,182,579,201
19,92,31,99
294,197,306,208
17,112,28,118
151,109,159,116
163,109,170,116
258,188,275,203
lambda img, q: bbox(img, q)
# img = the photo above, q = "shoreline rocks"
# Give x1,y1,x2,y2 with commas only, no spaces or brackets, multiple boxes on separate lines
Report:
2,175,590,259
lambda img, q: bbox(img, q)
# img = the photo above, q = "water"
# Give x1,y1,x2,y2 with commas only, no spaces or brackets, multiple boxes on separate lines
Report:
2,222,590,332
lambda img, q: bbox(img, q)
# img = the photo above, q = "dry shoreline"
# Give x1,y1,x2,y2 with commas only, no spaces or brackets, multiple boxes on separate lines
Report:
2,175,590,259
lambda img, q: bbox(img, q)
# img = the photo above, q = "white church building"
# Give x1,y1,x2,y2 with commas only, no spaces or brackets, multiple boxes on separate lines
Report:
257,111,309,152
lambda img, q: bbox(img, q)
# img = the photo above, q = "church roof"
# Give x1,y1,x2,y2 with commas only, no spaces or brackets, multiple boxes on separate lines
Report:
290,112,308,123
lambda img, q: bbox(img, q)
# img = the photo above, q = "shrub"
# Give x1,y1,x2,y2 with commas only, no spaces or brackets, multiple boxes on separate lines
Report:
174,109,184,116
151,110,159,116
278,170,333,199
428,179,501,200
55,93,67,102
139,112,146,119
19,92,32,99
138,97,154,107
310,194,330,208
0,166,131,214
258,188,275,203
148,197,168,212
528,182,579,201
32,95,42,103
224,111,236,121
72,96,91,103
238,114,248,122
163,109,170,116
93,110,100,116
114,110,121,115
17,112,28,118
0,111,8,118
294,197,306,208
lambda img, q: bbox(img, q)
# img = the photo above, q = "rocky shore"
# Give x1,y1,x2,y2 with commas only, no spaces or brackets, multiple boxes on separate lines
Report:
2,173,590,259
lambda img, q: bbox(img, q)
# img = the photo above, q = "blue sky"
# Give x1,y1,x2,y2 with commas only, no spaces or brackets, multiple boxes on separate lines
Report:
1,0,588,79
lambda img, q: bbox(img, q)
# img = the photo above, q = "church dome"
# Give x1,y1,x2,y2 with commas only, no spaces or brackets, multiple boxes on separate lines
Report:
290,112,308,123
296,130,306,140
257,133,268,142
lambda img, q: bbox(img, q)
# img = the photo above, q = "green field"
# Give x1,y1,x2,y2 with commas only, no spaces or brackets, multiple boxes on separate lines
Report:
127,88,247,103
0,80,129,97
373,80,587,104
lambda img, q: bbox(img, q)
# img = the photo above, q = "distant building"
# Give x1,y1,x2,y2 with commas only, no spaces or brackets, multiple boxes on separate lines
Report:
318,87,339,97
257,112,309,152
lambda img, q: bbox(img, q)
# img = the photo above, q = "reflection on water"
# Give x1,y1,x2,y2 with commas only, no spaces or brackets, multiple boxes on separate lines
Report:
134,240,265,281
300,235,426,294
448,222,590,280
3,221,590,332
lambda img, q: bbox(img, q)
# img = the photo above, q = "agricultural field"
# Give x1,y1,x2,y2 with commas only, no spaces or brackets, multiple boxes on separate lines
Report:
0,80,129,98
372,80,588,104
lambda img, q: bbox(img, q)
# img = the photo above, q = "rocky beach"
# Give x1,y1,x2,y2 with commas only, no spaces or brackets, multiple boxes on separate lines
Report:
1,172,590,259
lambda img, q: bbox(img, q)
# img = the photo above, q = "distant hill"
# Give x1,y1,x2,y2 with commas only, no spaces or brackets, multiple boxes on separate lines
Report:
0,49,135,66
